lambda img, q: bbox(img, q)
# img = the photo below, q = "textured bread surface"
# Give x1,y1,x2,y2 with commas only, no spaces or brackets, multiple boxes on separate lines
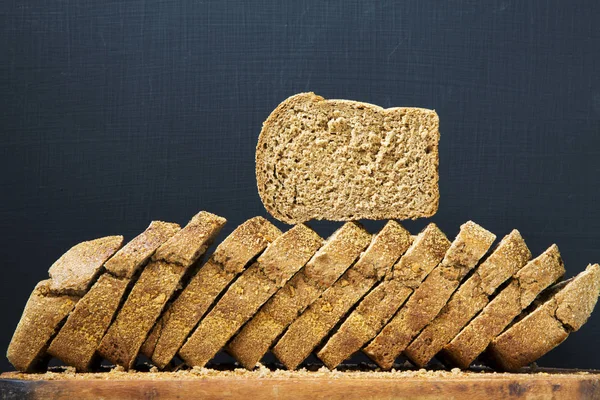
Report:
142,217,282,369
179,224,323,368
104,221,181,279
97,212,226,369
228,223,372,369
317,223,450,369
48,221,180,371
273,221,412,370
256,92,440,224
405,230,532,367
48,236,124,295
443,244,566,369
7,280,79,372
364,221,496,370
489,264,600,371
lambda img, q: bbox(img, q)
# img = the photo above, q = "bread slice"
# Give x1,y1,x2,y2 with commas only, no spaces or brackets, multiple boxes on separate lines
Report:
488,264,600,371
272,221,412,370
47,221,180,371
364,221,496,370
256,92,440,224
7,235,124,372
227,222,372,369
444,245,566,369
97,212,226,369
404,230,532,367
6,280,79,372
317,223,450,370
140,217,282,369
48,236,124,295
178,224,323,368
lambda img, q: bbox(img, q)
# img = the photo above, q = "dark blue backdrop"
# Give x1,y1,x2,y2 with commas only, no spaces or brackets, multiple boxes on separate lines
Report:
1,0,599,371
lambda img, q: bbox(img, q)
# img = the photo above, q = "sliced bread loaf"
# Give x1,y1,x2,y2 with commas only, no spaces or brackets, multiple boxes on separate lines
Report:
488,264,600,371
227,222,372,369
442,244,565,369
363,221,496,370
47,221,180,371
256,92,440,224
178,224,323,368
97,212,225,369
141,217,282,369
272,221,412,370
404,230,531,367
317,223,450,369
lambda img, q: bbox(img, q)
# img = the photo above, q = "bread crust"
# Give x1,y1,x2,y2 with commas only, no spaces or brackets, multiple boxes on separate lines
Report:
256,92,440,224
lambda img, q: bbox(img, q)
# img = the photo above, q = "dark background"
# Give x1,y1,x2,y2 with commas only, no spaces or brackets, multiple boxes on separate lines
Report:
1,0,599,372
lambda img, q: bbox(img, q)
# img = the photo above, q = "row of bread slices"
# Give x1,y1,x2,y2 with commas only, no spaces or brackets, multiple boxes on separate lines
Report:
7,211,600,373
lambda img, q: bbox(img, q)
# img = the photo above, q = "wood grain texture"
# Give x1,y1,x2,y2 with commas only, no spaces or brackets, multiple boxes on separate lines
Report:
2,370,600,400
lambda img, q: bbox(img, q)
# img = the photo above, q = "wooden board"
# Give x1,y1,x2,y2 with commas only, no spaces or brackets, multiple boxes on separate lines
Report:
2,368,600,399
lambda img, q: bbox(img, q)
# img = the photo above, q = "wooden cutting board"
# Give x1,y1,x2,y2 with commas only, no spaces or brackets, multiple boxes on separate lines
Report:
1,368,600,399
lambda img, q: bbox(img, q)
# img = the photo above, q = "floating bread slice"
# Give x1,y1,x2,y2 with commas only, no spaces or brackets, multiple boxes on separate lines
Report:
317,223,450,370
178,224,323,368
272,221,412,370
97,212,225,369
256,92,440,224
442,244,566,369
404,230,532,367
488,264,600,371
7,235,123,372
141,217,282,369
47,221,180,371
228,222,372,369
364,221,496,370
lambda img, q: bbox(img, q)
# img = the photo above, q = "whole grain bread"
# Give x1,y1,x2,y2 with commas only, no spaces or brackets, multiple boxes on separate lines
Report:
488,264,600,371
227,222,372,369
272,221,412,370
364,221,496,370
6,280,79,372
141,217,282,369
178,224,323,368
48,236,124,295
404,230,531,367
97,212,225,369
256,92,440,224
47,221,180,371
317,223,450,369
442,244,565,369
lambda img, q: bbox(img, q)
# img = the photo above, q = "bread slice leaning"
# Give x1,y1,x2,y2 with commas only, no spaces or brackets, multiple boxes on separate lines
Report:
317,223,450,369
256,92,440,224
7,236,124,372
442,244,565,369
363,221,496,370
141,217,282,369
488,263,600,371
228,222,372,370
48,221,181,371
272,221,412,370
